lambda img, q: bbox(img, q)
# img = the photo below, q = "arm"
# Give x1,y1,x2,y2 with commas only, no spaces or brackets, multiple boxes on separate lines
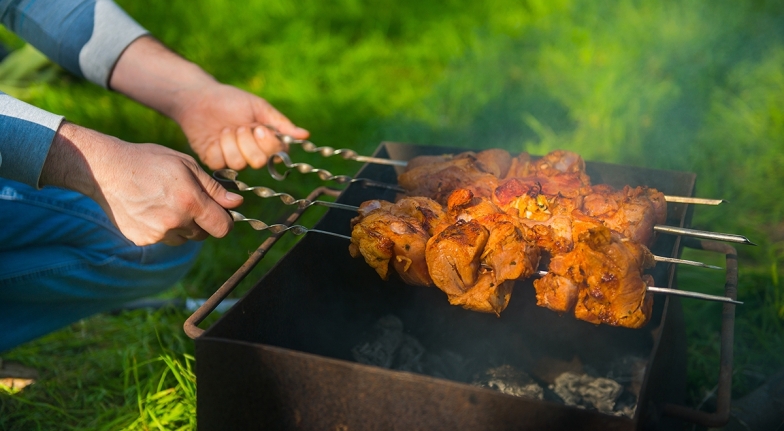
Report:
0,92,241,246
109,35,309,170
1,0,307,245
2,0,308,170
40,121,243,246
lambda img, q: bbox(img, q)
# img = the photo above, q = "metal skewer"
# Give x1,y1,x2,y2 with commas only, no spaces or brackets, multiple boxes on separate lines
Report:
664,196,726,205
268,128,407,167
227,167,751,249
265,132,725,205
230,210,351,240
214,169,364,212
653,256,722,270
653,226,755,246
265,153,405,192
231,209,739,306
533,271,741,305
221,171,727,270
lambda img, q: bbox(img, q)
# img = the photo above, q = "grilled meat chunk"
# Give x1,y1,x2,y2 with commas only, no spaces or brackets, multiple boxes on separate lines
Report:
447,275,515,316
533,225,656,328
582,185,667,246
349,203,436,287
351,149,670,327
399,149,512,204
425,219,489,297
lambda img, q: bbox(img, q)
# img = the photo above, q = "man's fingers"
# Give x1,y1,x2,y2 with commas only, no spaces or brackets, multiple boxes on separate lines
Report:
190,167,242,239
219,127,247,170
253,126,286,160
237,126,268,169
203,140,226,170
276,123,310,140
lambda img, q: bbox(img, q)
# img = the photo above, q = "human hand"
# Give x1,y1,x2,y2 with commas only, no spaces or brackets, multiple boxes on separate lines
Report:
109,36,309,171
173,81,310,171
41,123,243,246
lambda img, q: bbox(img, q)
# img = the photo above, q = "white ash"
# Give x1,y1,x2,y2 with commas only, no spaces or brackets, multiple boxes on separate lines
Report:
472,365,544,400
551,372,623,415
351,315,472,381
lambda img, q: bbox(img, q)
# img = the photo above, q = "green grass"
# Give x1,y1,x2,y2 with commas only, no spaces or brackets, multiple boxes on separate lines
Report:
0,302,203,430
2,0,784,429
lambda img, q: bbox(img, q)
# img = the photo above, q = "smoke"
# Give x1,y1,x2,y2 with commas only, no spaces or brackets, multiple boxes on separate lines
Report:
367,0,784,259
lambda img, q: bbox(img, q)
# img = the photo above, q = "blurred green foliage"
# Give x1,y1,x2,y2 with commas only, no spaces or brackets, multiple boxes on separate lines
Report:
2,0,784,428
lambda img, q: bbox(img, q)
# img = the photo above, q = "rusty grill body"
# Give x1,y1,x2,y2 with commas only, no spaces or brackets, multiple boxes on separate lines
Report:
189,143,736,430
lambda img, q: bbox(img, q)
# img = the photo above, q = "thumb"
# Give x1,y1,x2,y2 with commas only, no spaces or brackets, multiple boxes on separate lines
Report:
200,170,244,209
190,167,243,238
276,122,310,140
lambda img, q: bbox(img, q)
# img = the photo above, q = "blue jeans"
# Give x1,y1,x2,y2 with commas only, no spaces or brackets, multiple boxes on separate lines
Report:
0,179,201,353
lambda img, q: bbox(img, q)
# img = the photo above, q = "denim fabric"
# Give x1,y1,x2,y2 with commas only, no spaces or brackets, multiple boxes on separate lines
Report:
0,178,201,352
0,93,64,187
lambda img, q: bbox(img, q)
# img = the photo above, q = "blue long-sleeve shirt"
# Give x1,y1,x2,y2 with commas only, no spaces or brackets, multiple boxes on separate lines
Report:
0,0,148,187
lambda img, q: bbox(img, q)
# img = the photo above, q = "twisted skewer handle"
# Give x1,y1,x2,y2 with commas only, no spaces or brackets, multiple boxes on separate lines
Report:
230,210,351,240
267,152,405,192
267,127,407,167
213,169,359,212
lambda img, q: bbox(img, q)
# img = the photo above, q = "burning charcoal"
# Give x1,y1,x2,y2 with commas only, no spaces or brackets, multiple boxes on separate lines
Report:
550,372,623,415
395,334,426,373
351,315,476,384
351,315,406,368
473,365,544,400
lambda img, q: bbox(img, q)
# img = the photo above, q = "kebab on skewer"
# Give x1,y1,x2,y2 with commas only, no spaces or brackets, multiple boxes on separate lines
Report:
348,184,659,328
349,192,541,315
211,149,745,328
349,150,685,328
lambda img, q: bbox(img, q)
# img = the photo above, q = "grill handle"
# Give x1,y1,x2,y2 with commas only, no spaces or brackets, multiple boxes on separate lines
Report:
661,238,738,427
184,186,342,339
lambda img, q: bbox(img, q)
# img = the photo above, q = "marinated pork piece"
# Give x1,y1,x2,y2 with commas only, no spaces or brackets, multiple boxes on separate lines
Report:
447,274,515,315
504,150,592,194
441,189,541,286
533,271,580,314
446,188,505,223
399,149,668,248
349,208,434,287
425,219,489,297
533,226,656,328
399,149,512,204
477,213,540,283
582,185,667,247
388,196,451,236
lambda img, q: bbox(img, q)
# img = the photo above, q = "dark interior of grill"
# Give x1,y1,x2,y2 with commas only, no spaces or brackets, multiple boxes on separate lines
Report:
197,142,697,430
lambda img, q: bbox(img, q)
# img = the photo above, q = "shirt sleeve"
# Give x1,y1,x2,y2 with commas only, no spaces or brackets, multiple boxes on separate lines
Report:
0,91,64,187
0,0,149,187
0,0,149,88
